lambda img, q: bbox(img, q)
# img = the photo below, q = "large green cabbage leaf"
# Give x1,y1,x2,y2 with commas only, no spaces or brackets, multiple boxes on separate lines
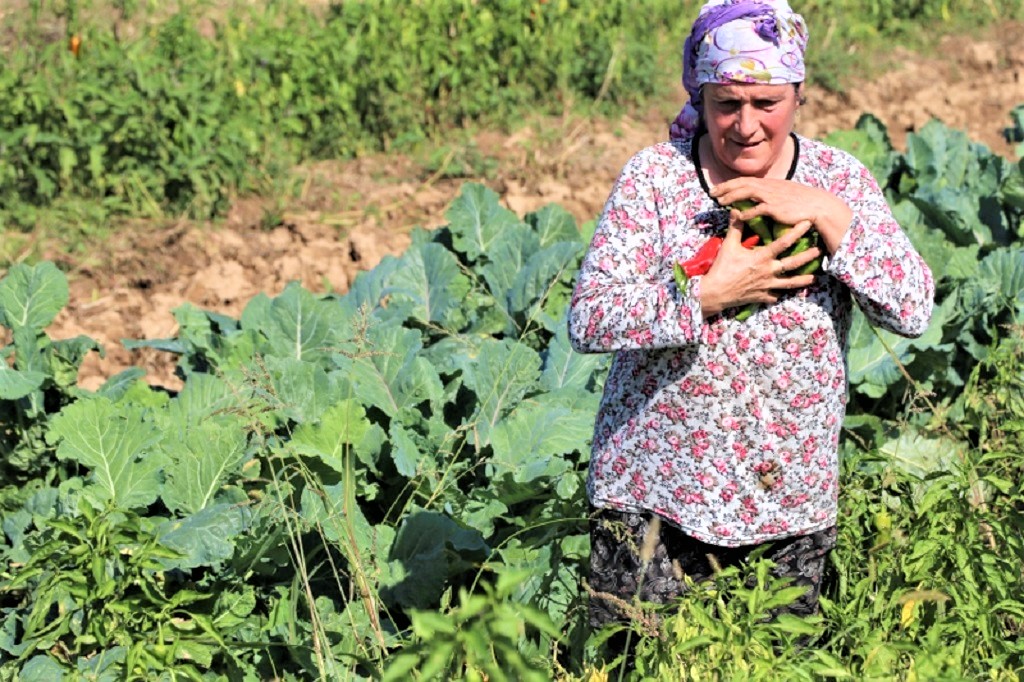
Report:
47,397,166,509
445,183,522,261
0,261,68,331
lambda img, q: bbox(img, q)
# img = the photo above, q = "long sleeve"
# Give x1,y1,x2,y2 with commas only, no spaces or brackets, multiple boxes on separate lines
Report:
823,154,935,338
579,137,935,547
568,148,706,354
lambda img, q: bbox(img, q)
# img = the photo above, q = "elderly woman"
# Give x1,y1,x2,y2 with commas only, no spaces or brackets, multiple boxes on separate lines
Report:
568,0,934,630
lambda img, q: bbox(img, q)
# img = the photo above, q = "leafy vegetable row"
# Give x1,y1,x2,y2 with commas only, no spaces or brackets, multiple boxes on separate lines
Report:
0,112,1022,678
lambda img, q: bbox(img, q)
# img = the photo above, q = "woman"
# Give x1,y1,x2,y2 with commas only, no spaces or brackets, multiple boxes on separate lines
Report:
567,0,934,631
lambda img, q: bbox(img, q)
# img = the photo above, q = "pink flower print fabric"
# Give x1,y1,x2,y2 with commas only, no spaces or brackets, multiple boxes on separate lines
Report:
568,134,934,547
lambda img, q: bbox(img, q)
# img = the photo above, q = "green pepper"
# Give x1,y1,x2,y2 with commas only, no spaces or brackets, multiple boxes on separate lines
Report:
731,199,820,272
727,199,823,322
673,261,688,292
731,199,774,243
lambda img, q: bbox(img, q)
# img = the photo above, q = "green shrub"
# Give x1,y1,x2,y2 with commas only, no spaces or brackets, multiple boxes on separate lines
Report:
4,0,1021,227
0,0,667,226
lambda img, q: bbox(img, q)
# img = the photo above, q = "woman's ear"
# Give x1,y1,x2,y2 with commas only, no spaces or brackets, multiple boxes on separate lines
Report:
796,82,807,106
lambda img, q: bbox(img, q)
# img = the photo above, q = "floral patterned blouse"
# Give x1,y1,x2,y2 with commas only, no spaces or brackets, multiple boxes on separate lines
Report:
568,133,934,547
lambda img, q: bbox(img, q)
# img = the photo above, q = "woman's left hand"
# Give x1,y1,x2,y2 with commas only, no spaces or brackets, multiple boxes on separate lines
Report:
709,177,853,255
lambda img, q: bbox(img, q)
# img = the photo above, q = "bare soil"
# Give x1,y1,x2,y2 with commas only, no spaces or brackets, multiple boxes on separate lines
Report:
38,25,1024,390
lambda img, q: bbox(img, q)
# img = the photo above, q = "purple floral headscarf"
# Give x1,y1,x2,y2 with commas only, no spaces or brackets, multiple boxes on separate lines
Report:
669,0,808,140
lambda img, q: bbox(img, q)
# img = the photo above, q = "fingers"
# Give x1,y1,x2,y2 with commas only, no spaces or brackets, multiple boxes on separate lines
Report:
711,180,825,239
766,220,820,288
770,245,820,294
723,210,745,245
708,178,754,207
767,219,814,257
777,243,821,274
771,271,817,290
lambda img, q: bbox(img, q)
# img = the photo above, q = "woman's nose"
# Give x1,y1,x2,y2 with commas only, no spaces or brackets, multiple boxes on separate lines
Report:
734,106,759,136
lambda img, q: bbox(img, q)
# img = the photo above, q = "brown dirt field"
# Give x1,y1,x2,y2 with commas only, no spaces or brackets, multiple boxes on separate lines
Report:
30,23,1024,391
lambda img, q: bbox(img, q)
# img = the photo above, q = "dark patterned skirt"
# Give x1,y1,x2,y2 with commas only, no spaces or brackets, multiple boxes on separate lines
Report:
587,506,837,628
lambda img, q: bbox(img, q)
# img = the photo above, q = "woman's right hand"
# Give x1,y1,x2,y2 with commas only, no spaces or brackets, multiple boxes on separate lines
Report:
697,211,820,318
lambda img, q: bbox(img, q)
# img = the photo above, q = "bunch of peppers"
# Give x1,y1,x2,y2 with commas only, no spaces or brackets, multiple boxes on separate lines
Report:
673,199,821,321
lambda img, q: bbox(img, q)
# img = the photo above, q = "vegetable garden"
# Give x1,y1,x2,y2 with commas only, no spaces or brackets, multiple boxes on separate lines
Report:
2,1,1024,680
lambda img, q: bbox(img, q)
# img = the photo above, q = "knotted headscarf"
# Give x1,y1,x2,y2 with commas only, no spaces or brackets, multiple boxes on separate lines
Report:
669,0,808,140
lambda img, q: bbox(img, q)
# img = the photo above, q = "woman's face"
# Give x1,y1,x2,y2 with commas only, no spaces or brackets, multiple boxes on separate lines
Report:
702,82,801,178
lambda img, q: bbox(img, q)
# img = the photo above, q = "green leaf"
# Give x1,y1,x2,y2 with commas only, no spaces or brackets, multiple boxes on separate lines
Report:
903,119,1014,247
19,655,67,681
445,183,522,262
976,248,1024,312
0,365,45,399
97,368,147,401
12,489,62,554
161,418,249,515
241,281,346,362
416,641,456,681
172,639,215,667
462,495,509,538
943,243,984,282
909,189,994,247
497,539,582,626
457,338,541,447
48,335,102,388
300,482,395,570
0,608,29,655
348,324,443,418
0,261,68,331
895,201,953,281
381,509,488,609
847,306,943,398
381,653,421,682
526,203,580,247
824,113,896,185
508,242,581,319
74,646,127,681
904,120,970,186
159,503,253,570
385,242,472,327
1002,157,1024,211
879,430,962,480
291,399,384,471
12,325,46,374
808,650,854,678
490,397,592,483
540,324,606,393
389,422,421,478
212,586,258,631
142,303,258,376
479,223,541,328
264,355,336,424
410,610,459,638
167,372,249,424
47,397,166,509
227,506,291,578
761,586,812,611
343,255,402,320
556,470,582,500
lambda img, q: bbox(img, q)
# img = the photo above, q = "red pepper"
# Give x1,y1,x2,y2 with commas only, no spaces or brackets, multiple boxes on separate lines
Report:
674,234,759,291
681,236,723,276
680,235,760,277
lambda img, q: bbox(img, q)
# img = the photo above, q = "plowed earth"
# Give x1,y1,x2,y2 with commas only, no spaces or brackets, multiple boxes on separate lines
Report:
37,25,1024,390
